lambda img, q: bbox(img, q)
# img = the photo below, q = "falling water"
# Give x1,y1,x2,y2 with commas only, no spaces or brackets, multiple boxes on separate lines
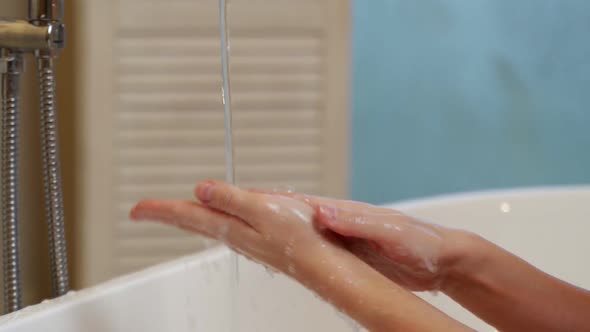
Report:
219,0,235,185
218,3,362,331
218,0,239,330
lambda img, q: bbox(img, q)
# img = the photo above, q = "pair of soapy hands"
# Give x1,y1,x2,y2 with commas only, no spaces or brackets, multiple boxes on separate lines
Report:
131,181,464,293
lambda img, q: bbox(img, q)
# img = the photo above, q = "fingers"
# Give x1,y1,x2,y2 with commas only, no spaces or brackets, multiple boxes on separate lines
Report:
250,189,394,215
245,188,315,206
130,199,258,246
195,181,270,230
200,182,405,241
316,204,406,243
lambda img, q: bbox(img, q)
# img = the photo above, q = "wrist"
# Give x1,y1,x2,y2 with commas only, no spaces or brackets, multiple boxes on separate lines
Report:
440,229,489,292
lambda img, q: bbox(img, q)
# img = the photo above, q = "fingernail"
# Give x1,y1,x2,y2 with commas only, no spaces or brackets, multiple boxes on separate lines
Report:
319,204,338,221
197,181,215,203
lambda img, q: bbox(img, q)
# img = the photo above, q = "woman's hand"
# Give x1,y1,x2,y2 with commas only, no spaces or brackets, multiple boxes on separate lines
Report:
130,181,471,332
130,181,334,280
256,191,471,291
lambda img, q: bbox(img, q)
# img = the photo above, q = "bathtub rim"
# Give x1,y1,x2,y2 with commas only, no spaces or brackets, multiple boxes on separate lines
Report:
0,247,229,327
385,184,590,210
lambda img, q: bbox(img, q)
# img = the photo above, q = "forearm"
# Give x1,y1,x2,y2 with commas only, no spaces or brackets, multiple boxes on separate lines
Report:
296,246,471,332
443,232,590,332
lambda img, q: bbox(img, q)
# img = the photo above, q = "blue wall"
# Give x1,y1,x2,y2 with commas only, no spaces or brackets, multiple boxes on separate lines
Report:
351,0,590,204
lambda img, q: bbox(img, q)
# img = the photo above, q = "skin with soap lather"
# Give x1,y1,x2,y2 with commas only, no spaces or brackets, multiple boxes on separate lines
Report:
263,190,590,332
131,180,472,332
247,189,469,292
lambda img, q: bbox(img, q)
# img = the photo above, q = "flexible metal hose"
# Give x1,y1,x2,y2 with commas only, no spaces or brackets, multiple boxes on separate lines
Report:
1,53,23,313
37,54,69,296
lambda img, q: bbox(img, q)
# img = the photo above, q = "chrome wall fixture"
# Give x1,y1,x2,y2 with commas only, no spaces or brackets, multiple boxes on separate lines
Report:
0,0,69,313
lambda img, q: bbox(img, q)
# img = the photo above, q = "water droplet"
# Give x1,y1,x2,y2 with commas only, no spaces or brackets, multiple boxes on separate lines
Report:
383,223,401,231
424,259,438,273
267,202,281,214
285,245,294,257
265,266,276,278
354,216,365,224
274,185,296,193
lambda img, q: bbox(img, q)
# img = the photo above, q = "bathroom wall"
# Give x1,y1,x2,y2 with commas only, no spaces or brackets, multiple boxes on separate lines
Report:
352,0,590,203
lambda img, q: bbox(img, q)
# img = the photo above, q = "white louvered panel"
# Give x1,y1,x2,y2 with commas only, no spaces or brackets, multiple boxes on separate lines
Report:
118,147,321,167
76,0,348,286
118,0,324,31
72,0,349,281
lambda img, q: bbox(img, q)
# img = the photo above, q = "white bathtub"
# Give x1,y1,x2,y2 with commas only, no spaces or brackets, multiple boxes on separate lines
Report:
0,187,588,331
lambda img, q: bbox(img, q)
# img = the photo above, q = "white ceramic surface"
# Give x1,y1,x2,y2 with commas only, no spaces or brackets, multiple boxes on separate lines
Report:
0,187,588,331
